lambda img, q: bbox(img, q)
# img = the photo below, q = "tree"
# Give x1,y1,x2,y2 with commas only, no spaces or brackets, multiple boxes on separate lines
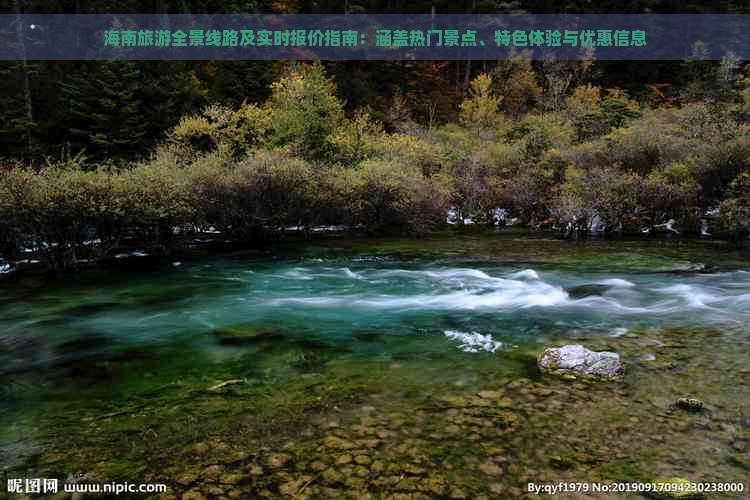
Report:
266,62,344,161
491,51,541,117
459,73,501,130
61,61,149,161
541,45,596,112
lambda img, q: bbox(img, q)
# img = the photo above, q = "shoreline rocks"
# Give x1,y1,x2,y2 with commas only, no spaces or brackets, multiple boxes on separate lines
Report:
537,344,624,381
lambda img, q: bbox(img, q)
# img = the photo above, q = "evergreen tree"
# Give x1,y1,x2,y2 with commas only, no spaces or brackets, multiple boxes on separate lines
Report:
60,61,194,161
61,61,148,161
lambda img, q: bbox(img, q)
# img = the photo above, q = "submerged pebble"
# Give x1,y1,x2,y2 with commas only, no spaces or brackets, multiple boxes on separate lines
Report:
675,397,704,413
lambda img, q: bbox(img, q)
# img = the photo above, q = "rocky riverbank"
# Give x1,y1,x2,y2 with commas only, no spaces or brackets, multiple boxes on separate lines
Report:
7,326,746,500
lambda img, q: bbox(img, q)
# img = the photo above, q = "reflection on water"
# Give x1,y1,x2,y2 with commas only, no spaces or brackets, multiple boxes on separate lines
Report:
0,233,748,497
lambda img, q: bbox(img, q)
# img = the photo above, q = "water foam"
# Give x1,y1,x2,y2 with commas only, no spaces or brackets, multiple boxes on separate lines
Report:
609,327,629,337
655,284,721,308
263,264,750,323
341,268,364,280
444,330,503,353
508,269,540,280
599,278,636,287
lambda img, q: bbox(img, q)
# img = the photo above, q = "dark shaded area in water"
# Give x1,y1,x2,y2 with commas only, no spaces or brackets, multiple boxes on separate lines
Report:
0,232,748,498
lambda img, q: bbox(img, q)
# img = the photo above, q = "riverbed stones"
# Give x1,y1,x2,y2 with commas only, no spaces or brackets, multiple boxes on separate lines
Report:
537,344,624,380
181,490,206,500
478,461,503,476
675,397,704,413
219,473,244,485
323,435,356,450
265,453,292,469
353,465,369,477
212,324,278,345
201,465,223,482
645,477,705,499
309,460,328,472
322,468,344,484
477,390,503,400
278,478,306,496
189,442,211,457
175,471,198,486
358,438,381,449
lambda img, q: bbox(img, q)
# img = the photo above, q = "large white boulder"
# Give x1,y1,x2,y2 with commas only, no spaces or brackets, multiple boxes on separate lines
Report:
538,344,624,381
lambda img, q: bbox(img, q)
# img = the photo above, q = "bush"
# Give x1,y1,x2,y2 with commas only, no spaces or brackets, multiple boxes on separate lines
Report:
566,86,640,141
552,165,643,235
0,167,39,262
371,132,442,174
348,159,450,234
0,162,123,269
170,103,272,159
190,150,316,242
116,158,195,254
509,114,575,160
329,108,384,165
719,172,750,244
171,115,215,153
639,162,700,231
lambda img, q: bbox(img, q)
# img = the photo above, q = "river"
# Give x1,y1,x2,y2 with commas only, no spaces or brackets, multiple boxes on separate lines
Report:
1,232,748,498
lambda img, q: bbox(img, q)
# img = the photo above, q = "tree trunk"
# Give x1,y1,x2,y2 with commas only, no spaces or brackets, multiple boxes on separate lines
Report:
464,58,471,90
13,0,34,158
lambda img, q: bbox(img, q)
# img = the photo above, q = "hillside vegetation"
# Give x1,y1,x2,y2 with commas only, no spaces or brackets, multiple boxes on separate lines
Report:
1,61,749,270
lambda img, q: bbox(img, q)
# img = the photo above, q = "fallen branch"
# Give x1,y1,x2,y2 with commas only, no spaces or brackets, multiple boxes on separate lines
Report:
208,379,245,392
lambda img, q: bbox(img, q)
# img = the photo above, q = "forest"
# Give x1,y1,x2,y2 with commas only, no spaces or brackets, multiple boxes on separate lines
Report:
1,0,750,273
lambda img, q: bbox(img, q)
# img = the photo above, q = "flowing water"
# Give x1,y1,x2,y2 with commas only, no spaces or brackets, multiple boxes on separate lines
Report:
1,232,749,499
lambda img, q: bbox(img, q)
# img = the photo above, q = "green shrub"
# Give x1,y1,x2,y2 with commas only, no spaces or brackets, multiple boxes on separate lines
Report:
566,104,745,183
371,132,442,174
509,114,575,160
349,159,450,234
0,163,123,269
566,86,641,141
171,115,216,153
266,62,344,160
639,162,700,231
315,166,359,227
719,172,750,244
329,108,384,165
190,150,316,242
506,165,556,226
552,165,643,234
170,103,272,159
116,158,195,253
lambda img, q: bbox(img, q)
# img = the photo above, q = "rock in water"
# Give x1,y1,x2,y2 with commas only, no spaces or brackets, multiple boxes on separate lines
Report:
212,324,279,345
537,345,624,381
565,284,612,299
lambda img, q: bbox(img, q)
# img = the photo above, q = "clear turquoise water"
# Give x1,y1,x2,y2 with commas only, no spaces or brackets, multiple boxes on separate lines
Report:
1,233,749,493
2,241,749,370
